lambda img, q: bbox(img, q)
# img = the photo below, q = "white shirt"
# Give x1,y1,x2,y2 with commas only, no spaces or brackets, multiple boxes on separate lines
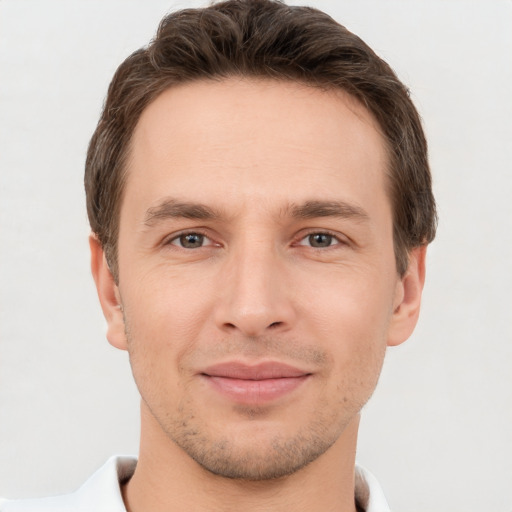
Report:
0,456,390,512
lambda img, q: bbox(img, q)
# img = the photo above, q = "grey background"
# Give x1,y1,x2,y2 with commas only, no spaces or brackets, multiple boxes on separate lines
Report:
1,1,511,510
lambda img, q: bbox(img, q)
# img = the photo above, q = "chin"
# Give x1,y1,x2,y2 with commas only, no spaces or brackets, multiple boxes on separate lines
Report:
165,411,347,481
184,436,333,481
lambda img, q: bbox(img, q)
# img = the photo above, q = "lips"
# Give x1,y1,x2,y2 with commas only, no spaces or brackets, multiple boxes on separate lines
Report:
200,362,311,404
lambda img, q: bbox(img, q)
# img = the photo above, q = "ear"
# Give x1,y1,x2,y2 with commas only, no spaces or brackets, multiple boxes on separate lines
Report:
89,234,128,351
387,246,427,347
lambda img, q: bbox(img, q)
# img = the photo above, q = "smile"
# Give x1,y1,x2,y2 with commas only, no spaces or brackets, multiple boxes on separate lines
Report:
200,362,312,404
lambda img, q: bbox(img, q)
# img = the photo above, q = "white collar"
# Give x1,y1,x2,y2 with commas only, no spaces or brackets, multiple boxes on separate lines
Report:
0,456,390,512
355,464,391,512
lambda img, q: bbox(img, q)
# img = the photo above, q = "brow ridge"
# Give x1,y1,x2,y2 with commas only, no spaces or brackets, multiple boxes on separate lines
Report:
143,197,369,227
288,200,369,221
144,198,221,226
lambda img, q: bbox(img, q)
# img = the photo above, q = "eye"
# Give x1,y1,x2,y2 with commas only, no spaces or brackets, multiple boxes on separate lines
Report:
170,232,211,249
298,232,340,248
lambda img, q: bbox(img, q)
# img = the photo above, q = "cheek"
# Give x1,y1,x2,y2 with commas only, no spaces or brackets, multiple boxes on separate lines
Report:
301,267,393,386
120,270,216,395
301,262,395,335
318,295,388,413
124,267,214,339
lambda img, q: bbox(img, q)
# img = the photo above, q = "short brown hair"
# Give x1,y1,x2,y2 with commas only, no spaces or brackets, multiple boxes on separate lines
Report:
85,0,437,281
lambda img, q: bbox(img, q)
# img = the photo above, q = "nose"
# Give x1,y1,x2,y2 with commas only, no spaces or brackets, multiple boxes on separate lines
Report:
214,240,296,337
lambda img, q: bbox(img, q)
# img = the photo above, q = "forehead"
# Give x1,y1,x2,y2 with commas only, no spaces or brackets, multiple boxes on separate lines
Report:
124,78,390,220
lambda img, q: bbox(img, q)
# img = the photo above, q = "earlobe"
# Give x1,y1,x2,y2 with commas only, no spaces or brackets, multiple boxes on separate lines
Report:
387,246,427,347
89,235,128,351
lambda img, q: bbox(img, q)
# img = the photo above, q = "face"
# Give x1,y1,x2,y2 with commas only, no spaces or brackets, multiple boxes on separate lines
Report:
92,78,424,480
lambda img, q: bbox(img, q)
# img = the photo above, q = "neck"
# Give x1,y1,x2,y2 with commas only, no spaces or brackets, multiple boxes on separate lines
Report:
122,403,360,512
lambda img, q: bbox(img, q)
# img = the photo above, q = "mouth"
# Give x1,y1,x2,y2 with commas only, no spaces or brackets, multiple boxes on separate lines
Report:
200,361,312,404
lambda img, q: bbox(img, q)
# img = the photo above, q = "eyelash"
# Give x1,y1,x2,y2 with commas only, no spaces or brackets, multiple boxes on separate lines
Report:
295,231,346,249
166,230,215,249
164,230,347,250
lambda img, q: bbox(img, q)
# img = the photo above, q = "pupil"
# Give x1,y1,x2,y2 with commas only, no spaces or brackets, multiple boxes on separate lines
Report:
309,233,332,247
181,233,203,248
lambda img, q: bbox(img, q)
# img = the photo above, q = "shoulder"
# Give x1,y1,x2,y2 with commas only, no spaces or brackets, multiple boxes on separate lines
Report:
0,455,136,512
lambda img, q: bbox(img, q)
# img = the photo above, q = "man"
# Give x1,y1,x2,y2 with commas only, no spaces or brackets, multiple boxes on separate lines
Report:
0,0,436,510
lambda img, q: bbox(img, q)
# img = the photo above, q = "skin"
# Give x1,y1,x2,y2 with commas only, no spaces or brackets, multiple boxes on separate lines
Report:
91,78,426,512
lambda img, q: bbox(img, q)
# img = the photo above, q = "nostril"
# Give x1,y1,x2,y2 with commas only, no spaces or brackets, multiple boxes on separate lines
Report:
219,318,287,336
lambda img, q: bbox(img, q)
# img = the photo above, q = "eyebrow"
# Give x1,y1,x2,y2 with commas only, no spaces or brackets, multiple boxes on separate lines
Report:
144,198,222,226
287,200,369,221
143,197,369,227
